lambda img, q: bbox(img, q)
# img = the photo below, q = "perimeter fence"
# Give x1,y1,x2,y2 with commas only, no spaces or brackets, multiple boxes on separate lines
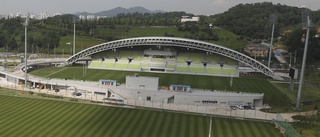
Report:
272,114,301,137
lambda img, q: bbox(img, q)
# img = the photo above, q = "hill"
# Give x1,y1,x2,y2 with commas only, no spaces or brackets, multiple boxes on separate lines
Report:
1,2,319,62
212,2,320,40
75,6,164,17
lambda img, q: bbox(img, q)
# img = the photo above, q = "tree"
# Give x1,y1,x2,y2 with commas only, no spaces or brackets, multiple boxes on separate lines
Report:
7,37,18,51
314,105,318,116
0,34,6,48
284,28,320,64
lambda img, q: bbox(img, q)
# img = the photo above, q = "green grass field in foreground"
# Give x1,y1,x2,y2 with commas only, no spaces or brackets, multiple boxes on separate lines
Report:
30,67,292,111
0,95,281,137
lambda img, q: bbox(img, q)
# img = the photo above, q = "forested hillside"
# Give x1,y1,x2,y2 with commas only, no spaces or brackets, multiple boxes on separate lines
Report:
0,2,319,63
0,11,246,53
212,2,320,64
213,2,320,40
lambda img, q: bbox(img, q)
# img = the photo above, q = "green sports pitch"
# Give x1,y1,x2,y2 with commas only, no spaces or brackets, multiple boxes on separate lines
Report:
30,67,292,111
0,95,281,137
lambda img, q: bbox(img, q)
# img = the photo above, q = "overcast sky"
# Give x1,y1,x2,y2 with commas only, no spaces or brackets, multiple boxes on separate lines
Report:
0,0,319,15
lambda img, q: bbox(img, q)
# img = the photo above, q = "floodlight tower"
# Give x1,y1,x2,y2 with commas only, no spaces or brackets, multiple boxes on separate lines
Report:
268,14,277,68
296,13,311,110
73,16,76,55
24,13,30,87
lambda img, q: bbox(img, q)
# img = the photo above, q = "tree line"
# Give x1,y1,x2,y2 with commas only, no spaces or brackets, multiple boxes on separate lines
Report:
0,2,319,63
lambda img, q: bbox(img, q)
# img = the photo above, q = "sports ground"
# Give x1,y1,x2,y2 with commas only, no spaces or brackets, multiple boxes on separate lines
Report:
30,67,292,111
0,95,281,137
5,59,307,137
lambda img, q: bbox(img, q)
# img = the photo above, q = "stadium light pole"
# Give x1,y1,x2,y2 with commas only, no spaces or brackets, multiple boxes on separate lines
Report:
268,14,276,68
73,16,76,55
24,13,30,87
296,14,311,110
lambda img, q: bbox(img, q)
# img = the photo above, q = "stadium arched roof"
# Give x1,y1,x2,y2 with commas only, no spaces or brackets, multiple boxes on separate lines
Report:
59,37,282,80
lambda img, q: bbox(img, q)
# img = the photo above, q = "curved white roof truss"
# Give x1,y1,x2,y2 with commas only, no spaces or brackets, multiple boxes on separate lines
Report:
59,37,282,80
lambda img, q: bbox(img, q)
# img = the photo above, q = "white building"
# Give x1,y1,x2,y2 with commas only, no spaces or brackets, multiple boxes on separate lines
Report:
97,16,107,20
86,15,95,20
111,75,264,107
53,13,62,17
40,12,49,20
79,15,86,20
181,16,200,23
16,12,22,18
125,75,159,90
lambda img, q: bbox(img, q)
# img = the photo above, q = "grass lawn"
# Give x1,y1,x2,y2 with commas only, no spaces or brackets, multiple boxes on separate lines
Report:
291,115,320,137
127,27,249,50
30,67,292,112
272,82,320,102
271,81,320,111
0,95,281,137
53,27,248,55
57,36,105,54
127,27,187,38
210,28,248,50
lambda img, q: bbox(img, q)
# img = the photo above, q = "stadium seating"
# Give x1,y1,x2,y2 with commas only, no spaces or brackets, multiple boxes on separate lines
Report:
89,48,239,76
176,66,189,72
189,67,204,73
118,50,132,60
205,54,238,65
222,68,238,75
166,64,176,68
115,63,129,69
151,58,166,63
140,63,149,67
150,63,166,68
89,61,102,67
131,51,143,61
206,67,222,74
190,53,204,64
177,52,189,63
128,63,141,70
100,61,115,68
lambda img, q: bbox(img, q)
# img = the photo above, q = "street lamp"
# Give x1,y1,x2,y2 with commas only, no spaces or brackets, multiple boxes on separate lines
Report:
24,13,30,87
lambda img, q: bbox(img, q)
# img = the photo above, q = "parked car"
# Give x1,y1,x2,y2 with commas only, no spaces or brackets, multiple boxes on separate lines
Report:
26,85,34,89
229,105,237,110
236,105,244,110
76,92,82,96
249,105,255,110
243,105,250,110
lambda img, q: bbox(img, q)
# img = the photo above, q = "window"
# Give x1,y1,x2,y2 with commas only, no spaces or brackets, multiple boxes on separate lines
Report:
147,96,151,101
139,85,145,88
202,100,217,104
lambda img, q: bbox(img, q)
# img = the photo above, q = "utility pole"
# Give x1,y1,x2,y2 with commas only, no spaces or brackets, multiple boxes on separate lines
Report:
296,13,311,110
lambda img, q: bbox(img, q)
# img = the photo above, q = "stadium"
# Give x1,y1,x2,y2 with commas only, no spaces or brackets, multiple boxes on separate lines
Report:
0,37,301,137
3,37,282,107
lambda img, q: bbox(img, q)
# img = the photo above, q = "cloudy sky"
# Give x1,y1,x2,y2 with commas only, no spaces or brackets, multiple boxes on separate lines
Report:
0,0,319,15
